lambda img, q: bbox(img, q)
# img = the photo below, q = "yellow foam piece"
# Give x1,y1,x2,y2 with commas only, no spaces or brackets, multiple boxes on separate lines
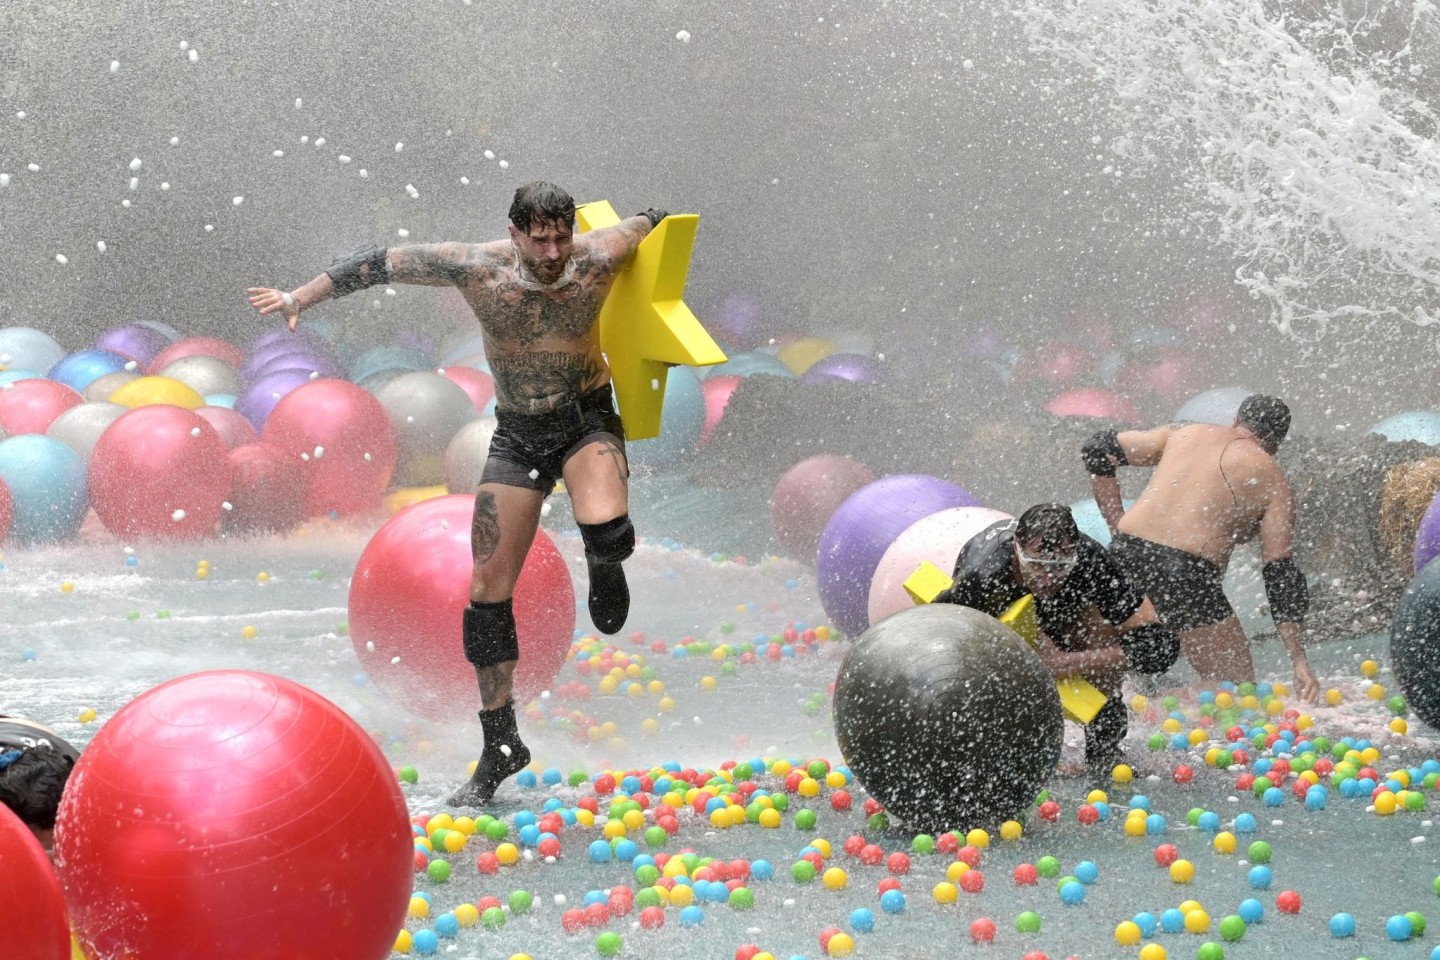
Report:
383,484,449,513
574,201,727,440
907,567,1109,725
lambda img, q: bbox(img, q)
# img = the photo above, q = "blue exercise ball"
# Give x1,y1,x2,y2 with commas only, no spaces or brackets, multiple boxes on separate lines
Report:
627,367,707,472
0,328,65,377
1173,387,1256,426
349,346,428,384
1370,411,1440,446
0,435,88,544
49,350,132,393
702,351,795,381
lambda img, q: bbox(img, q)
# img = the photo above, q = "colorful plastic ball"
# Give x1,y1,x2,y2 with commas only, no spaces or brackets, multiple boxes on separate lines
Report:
817,474,979,636
1059,881,1085,904
1196,944,1224,960
1275,890,1302,914
1387,914,1414,941
1218,915,1246,941
850,907,875,932
1237,899,1264,924
1248,865,1272,889
1115,920,1142,945
349,494,574,721
1015,910,1042,932
109,375,206,411
0,435,88,544
260,379,397,516
89,405,232,539
1074,860,1099,884
1329,912,1356,937
679,905,705,927
55,670,412,960
1169,860,1195,884
0,378,84,435
970,918,997,943
1247,840,1272,864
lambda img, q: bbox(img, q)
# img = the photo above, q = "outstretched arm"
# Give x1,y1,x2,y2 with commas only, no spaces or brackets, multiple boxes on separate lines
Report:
1257,478,1319,702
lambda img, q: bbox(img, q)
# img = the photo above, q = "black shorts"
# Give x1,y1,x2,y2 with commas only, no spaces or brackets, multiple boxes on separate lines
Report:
1108,533,1233,631
480,384,627,493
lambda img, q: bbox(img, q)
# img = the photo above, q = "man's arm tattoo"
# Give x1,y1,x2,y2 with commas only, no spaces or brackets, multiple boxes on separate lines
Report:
472,492,500,563
387,242,484,287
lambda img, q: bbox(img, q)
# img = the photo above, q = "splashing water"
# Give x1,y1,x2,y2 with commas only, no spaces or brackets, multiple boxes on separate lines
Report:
1018,0,1440,337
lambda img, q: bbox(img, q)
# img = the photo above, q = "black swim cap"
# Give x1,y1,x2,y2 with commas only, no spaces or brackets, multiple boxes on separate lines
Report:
1237,394,1291,448
1014,503,1080,552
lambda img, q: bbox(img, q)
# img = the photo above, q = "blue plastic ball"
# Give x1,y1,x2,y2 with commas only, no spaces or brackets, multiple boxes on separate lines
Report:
1134,912,1158,937
1329,913,1356,938
679,905,705,927
1304,786,1328,810
1238,899,1264,924
880,889,906,914
514,810,537,828
412,929,440,955
1248,865,1272,889
1233,813,1257,833
1091,801,1111,822
1387,914,1414,941
434,912,460,938
614,839,639,863
751,859,775,881
588,840,612,862
583,889,608,907
518,824,540,847
1262,787,1285,806
1074,861,1099,884
850,907,876,932
1197,811,1221,832
1129,795,1152,812
1059,880,1086,905
1145,813,1168,835
1160,908,1186,933
542,767,563,785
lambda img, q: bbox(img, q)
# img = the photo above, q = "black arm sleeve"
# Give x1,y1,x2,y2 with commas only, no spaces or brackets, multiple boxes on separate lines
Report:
326,245,389,297
1081,429,1126,477
1262,558,1308,623
1121,622,1181,674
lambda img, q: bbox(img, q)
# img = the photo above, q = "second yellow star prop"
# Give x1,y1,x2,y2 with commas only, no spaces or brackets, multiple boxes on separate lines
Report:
575,201,727,441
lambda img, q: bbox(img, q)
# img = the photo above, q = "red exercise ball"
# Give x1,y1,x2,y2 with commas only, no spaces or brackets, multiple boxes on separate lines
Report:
225,442,306,534
195,404,260,449
0,803,70,960
769,454,876,562
440,365,496,415
55,671,412,960
88,405,233,540
261,379,397,518
0,378,84,435
145,336,245,375
349,493,575,722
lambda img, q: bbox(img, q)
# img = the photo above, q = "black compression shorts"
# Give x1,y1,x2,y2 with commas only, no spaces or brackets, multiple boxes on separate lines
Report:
480,384,626,494
1108,533,1234,631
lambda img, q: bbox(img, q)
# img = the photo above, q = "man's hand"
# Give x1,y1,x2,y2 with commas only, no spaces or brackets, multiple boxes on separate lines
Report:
1292,656,1321,703
247,287,302,331
639,209,668,229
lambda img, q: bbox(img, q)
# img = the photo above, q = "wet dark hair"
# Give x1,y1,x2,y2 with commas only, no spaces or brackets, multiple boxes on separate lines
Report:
0,747,74,831
508,181,576,233
1237,394,1291,449
1014,503,1079,552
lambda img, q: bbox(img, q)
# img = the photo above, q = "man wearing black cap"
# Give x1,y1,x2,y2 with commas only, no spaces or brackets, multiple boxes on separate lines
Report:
0,716,80,854
1081,394,1320,702
934,503,1178,778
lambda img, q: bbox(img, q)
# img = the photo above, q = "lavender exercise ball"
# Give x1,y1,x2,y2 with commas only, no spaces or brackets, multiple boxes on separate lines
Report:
94,324,171,365
801,353,881,385
816,474,980,638
1415,492,1440,573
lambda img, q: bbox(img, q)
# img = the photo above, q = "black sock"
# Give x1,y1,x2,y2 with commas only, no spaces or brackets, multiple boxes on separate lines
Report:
446,703,530,807
586,554,630,635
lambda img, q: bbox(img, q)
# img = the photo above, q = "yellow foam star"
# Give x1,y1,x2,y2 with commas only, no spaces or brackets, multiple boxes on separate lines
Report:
575,201,727,440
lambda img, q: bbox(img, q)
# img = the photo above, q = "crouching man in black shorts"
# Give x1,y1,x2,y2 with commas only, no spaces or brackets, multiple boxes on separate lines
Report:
250,182,668,805
933,504,1179,779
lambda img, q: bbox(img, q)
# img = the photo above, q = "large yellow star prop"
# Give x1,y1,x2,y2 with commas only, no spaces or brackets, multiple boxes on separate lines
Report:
575,201,727,440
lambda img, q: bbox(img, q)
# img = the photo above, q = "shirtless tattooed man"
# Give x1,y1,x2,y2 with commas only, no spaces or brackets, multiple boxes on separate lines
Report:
1081,394,1321,703
248,182,667,804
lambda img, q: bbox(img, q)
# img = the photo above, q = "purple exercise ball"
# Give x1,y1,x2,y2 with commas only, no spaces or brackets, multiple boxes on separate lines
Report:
251,352,343,383
801,353,881,385
816,474,980,638
1415,493,1440,573
94,324,171,365
244,338,335,380
236,368,321,430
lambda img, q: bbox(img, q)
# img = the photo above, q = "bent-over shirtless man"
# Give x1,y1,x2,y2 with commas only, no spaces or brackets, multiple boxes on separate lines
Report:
1081,394,1320,702
248,181,667,804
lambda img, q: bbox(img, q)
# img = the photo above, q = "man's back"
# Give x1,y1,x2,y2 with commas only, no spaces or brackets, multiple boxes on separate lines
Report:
1118,423,1287,569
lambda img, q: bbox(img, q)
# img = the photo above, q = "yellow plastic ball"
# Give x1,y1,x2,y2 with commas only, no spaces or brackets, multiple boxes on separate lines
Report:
1391,769,1412,788
710,808,731,829
1130,694,1149,713
1361,658,1379,677
443,831,468,853
663,858,689,878
711,646,729,662
647,680,665,695
933,881,959,904
598,676,620,695
394,929,413,953
1162,718,1183,734
798,777,821,798
999,819,1023,841
1324,688,1343,706
1184,908,1210,933
452,816,476,836
1115,920,1143,945
1170,859,1195,883
603,820,628,840
758,808,782,829
194,567,209,581
658,696,676,713
825,771,847,788
1178,900,1202,915
699,676,718,691
771,759,793,776
1239,695,1260,711
1390,717,1409,735
641,718,661,736
600,720,619,737
822,867,848,890
827,932,855,957
1214,691,1234,709
1112,764,1134,783
77,707,97,723
669,883,694,906
1272,682,1290,697
1265,699,1285,716
625,662,642,678
1295,713,1313,730
495,842,519,865
1124,815,1148,837
1360,746,1382,765
1188,728,1209,746
1213,831,1236,855
1374,792,1398,816
241,624,257,640
1086,788,1110,805
1139,946,1168,960
256,571,270,583
966,828,990,848
1367,683,1386,701
946,861,971,881
407,896,430,919
810,838,832,858
728,804,747,826
625,681,644,699
454,903,479,927
575,808,596,828
622,809,645,831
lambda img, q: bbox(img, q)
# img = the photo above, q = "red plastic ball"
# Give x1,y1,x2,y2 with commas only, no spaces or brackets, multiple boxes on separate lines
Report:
1276,890,1302,913
878,877,902,895
935,832,959,853
0,378,83,435
859,843,884,866
583,903,609,927
1077,804,1100,824
538,837,561,858
55,671,412,960
561,908,586,933
819,927,842,951
863,798,884,816
1154,843,1179,867
639,906,665,929
0,804,70,960
89,405,232,539
959,869,985,893
956,845,983,868
594,773,617,795
970,917,997,943
1235,773,1257,791
349,494,575,721
843,834,866,856
1014,863,1039,886
260,378,397,517
831,790,852,811
1039,800,1061,821
735,946,761,960
887,852,911,875
1173,764,1194,784
1226,725,1246,742
476,853,500,875
476,895,503,912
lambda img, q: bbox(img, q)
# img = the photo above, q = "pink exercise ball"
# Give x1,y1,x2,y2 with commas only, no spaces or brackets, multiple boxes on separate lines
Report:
1012,341,1096,387
224,442,307,534
145,336,245,374
1045,387,1142,425
440,365,496,415
867,506,1015,625
700,374,742,447
260,379,398,518
88,405,232,540
769,454,876,561
349,494,575,721
0,803,69,960
0,378,84,435
55,671,412,960
196,404,260,450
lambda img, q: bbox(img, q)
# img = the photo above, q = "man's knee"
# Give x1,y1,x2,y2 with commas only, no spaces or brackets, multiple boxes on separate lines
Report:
463,599,520,667
580,515,635,564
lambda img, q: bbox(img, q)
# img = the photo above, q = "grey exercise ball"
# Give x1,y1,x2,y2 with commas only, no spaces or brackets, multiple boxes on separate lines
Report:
374,371,479,487
158,355,243,399
444,417,498,493
46,401,127,464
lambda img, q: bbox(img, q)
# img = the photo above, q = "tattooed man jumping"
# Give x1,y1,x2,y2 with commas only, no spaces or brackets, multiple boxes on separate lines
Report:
249,182,666,804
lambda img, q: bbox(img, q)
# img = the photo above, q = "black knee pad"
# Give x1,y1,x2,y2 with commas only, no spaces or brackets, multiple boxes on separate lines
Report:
580,515,635,564
463,599,520,668
1122,622,1181,675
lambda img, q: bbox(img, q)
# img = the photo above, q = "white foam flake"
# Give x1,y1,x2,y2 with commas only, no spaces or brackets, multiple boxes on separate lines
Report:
232,196,244,206
483,149,495,160
676,29,691,43
187,49,198,62
54,253,68,264
96,240,106,252
110,60,120,73
129,158,142,171
294,98,303,109
498,159,509,169
0,174,9,188
171,509,186,522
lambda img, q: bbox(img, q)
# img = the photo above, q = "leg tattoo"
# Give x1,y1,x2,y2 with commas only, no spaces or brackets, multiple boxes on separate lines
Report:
475,661,516,710
596,437,629,487
472,491,500,564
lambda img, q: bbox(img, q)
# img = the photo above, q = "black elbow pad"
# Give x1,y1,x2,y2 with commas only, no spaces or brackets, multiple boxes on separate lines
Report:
1121,622,1181,674
326,245,389,297
1081,429,1125,477
1262,558,1308,623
